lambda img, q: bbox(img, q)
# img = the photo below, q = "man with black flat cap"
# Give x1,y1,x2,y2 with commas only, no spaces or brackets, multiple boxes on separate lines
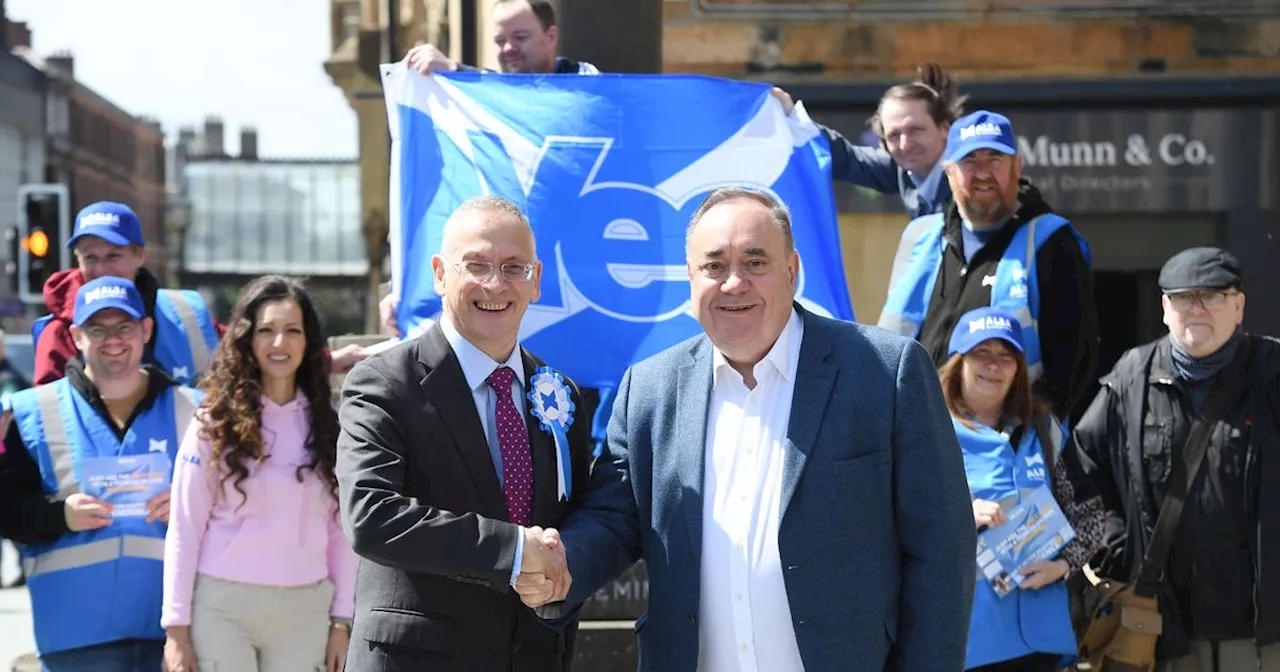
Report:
1074,247,1280,671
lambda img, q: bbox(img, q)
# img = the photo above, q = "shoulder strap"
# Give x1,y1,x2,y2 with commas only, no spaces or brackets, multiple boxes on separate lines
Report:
1030,412,1057,491
1134,337,1252,598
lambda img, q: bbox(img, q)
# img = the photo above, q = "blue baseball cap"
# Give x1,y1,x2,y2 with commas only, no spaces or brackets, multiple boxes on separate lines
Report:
945,110,1017,164
73,276,146,327
948,307,1025,357
67,201,145,249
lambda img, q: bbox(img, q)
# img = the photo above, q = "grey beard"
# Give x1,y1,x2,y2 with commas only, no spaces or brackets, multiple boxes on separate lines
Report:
958,197,1017,229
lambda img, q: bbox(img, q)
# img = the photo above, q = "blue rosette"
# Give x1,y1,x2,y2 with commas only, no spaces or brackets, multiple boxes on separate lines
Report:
527,366,576,501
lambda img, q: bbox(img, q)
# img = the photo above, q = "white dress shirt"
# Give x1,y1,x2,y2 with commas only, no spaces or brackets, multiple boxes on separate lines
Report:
697,309,806,672
439,316,527,582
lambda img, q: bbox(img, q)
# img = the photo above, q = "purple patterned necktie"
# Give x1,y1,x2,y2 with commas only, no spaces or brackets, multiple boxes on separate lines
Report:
487,366,533,526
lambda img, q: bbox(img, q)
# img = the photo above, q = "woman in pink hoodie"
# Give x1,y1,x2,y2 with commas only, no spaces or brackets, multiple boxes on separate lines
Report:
161,275,357,672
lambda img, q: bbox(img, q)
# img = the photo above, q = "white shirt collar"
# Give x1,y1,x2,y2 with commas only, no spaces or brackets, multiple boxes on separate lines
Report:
712,308,803,385
440,315,526,393
908,156,946,196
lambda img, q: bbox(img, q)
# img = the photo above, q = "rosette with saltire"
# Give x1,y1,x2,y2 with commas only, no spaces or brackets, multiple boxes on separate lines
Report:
527,366,576,501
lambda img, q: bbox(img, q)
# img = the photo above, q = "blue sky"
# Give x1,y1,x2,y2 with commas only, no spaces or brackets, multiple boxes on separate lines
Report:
7,0,359,158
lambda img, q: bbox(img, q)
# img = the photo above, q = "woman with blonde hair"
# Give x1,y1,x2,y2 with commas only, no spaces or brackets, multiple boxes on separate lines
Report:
161,275,356,672
940,307,1105,672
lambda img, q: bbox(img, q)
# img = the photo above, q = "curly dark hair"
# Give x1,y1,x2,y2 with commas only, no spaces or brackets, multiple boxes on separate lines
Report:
197,275,339,508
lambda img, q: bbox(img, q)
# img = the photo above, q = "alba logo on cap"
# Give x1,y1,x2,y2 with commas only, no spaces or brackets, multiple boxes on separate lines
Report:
959,122,1003,141
84,285,128,305
969,315,1013,334
81,212,122,227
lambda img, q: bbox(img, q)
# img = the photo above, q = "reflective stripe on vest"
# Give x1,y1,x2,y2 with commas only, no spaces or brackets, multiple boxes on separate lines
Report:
28,383,198,502
885,215,936,302
21,534,166,578
154,289,218,384
877,213,1084,384
34,385,77,500
956,416,1077,667
166,290,210,375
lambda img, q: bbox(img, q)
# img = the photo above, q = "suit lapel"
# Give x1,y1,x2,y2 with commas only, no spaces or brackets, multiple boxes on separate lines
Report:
677,338,714,566
780,308,837,518
418,324,508,519
522,351,559,524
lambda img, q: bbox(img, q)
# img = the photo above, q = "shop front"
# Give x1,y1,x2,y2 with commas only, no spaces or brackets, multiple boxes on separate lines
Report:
804,87,1279,378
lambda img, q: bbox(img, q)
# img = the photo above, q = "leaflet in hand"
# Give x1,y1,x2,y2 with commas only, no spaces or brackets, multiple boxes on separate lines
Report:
80,453,171,519
975,485,1075,598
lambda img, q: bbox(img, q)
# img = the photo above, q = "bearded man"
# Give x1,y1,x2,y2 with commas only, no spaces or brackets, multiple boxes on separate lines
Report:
878,110,1100,421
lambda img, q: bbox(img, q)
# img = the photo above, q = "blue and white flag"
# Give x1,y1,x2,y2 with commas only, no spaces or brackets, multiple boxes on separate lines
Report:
381,63,854,388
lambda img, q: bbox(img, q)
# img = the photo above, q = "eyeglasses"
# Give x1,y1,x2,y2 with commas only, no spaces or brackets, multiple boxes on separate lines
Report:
82,321,140,343
448,259,536,284
1166,290,1238,312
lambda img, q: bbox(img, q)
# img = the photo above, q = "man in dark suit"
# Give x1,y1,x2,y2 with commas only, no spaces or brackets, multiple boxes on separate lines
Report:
520,188,976,671
336,195,594,671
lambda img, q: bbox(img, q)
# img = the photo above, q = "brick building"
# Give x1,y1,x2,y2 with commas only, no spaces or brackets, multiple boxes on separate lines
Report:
41,53,168,277
6,43,168,281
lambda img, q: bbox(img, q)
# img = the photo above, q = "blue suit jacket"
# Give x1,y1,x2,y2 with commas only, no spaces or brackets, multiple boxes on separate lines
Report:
559,307,976,671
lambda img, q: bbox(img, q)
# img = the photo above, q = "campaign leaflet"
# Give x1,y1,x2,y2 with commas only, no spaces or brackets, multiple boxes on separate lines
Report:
80,453,171,519
975,485,1075,598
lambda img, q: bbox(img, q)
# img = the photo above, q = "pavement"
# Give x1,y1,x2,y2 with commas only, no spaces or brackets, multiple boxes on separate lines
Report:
0,541,37,672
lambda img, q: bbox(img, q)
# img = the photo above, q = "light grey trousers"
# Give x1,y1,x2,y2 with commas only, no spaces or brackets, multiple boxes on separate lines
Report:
190,573,335,672
1161,640,1280,672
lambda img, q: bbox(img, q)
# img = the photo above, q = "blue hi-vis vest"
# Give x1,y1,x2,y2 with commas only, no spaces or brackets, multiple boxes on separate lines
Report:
878,213,1089,383
9,379,199,655
32,289,217,386
151,289,218,385
956,416,1077,669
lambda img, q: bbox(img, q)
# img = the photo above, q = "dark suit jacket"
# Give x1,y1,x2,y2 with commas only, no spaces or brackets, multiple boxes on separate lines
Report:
336,323,594,672
558,306,976,672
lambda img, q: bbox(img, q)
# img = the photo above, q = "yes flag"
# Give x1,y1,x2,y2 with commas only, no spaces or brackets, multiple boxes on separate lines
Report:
381,63,853,388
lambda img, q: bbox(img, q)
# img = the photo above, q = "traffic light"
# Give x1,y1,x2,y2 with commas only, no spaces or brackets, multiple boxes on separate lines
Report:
16,183,70,304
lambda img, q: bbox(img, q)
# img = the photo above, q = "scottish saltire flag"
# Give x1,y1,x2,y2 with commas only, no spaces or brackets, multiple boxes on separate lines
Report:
380,62,853,388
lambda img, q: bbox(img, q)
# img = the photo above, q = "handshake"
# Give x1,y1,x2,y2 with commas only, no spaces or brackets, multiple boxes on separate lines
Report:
515,526,572,609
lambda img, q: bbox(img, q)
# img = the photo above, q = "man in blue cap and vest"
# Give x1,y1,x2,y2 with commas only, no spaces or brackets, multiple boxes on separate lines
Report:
0,276,200,671
34,201,366,386
33,201,219,387
877,110,1100,422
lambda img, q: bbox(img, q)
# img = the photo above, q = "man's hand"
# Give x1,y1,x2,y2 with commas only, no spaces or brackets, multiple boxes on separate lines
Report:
164,628,199,672
330,344,368,374
771,87,796,116
378,294,401,338
972,499,1006,530
63,493,112,531
325,624,350,672
405,44,457,74
515,526,571,608
146,491,171,524
1018,559,1070,590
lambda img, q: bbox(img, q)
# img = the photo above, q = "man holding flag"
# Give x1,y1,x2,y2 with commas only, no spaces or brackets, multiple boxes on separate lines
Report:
391,0,617,453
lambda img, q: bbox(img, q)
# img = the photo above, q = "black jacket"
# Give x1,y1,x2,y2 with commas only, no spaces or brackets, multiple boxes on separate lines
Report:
0,361,177,544
336,324,595,672
1073,335,1280,658
916,179,1100,419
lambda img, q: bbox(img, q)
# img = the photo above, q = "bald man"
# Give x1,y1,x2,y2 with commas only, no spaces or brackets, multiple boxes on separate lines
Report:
336,196,597,671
